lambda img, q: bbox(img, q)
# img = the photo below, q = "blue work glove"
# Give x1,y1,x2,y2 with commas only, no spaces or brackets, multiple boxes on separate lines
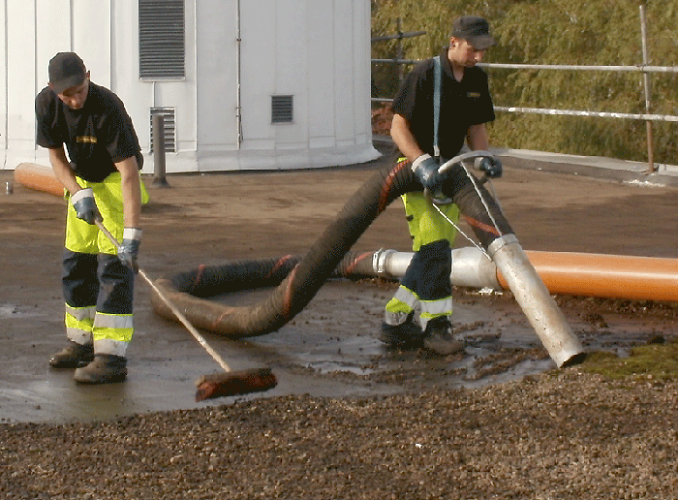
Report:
118,228,142,273
411,154,444,198
71,188,102,225
475,156,503,179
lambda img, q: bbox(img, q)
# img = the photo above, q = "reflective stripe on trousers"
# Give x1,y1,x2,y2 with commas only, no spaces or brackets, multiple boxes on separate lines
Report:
384,170,459,327
384,285,454,329
65,304,96,345
384,239,454,329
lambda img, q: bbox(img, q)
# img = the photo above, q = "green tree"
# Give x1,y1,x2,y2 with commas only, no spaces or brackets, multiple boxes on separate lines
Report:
371,0,678,165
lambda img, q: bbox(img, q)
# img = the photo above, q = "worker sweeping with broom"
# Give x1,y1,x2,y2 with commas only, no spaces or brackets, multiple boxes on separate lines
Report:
35,52,148,384
36,52,277,399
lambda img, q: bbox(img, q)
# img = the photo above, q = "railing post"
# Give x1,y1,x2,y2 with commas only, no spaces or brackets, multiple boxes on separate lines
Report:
396,18,404,85
152,113,170,187
640,4,655,174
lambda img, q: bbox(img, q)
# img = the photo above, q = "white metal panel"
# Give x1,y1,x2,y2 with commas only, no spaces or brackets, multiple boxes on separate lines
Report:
36,0,72,88
196,0,237,151
0,1,7,166
6,0,38,166
147,0,198,156
2,0,379,172
33,0,72,166
333,0,354,144
174,0,197,153
352,0,372,143
153,80,198,153
73,0,111,88
111,0,154,168
112,0,197,171
239,0,276,147
306,1,336,148
273,0,308,147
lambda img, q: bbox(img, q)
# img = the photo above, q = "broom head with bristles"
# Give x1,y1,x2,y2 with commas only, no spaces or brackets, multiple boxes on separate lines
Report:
195,367,277,402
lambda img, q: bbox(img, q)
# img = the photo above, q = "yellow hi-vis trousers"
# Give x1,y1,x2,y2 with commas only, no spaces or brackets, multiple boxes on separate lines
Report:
384,190,459,329
62,171,149,357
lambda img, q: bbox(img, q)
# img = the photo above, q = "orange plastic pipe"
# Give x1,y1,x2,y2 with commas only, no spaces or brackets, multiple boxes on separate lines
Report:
497,251,678,302
14,163,64,197
11,163,678,303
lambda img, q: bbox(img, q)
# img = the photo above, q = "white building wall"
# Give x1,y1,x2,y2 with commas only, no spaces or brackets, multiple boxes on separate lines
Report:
113,0,198,173
308,2,338,150
1,0,378,173
5,1,38,170
196,0,238,157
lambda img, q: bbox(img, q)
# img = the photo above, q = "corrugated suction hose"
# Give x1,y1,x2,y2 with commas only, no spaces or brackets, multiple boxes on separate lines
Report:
152,159,513,337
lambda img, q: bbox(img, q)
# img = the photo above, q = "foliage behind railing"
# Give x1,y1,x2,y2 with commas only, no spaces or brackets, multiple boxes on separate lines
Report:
371,0,678,165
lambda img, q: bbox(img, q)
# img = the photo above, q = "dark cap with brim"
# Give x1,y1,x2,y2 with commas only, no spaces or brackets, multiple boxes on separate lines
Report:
451,15,496,50
48,52,87,94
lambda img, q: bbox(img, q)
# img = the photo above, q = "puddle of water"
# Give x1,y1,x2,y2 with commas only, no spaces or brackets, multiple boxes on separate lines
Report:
6,277,676,425
306,361,376,375
181,278,677,390
0,303,19,318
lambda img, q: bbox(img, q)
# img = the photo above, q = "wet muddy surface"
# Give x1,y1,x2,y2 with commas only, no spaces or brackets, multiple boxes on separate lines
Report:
2,150,678,498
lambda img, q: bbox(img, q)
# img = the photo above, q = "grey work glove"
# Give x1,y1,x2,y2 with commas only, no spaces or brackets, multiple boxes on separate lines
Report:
411,154,445,199
71,188,102,225
118,228,142,273
475,156,503,179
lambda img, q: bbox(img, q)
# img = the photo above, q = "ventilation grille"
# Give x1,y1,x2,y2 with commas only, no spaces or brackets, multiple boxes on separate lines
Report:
271,95,294,123
150,108,177,153
139,0,185,79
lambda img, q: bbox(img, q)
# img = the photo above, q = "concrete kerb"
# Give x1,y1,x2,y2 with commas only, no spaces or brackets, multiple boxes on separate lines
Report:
498,148,678,188
371,134,678,188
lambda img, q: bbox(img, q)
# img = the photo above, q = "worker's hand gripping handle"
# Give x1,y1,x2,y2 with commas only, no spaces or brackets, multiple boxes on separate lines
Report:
435,150,500,191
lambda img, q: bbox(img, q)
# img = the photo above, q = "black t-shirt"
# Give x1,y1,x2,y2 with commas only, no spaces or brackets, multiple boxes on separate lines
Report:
35,82,143,182
392,47,495,159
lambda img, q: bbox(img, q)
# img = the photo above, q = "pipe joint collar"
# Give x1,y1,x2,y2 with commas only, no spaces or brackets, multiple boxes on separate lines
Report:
373,248,398,275
488,233,519,258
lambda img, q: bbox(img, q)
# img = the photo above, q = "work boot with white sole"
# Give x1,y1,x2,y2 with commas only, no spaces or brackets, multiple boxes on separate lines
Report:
423,317,465,356
73,354,127,384
49,341,94,368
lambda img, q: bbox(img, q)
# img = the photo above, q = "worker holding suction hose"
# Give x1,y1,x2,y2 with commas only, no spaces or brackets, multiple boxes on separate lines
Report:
35,52,148,384
382,15,503,354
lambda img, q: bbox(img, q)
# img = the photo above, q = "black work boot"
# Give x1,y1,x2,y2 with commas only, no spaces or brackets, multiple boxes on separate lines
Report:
423,317,465,355
380,319,425,349
73,354,127,384
49,341,94,368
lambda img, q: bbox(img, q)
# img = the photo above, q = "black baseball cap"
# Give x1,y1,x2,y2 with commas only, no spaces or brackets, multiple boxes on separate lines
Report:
451,16,496,50
48,52,87,94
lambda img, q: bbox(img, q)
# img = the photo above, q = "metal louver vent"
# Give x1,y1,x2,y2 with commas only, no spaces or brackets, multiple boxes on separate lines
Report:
271,95,294,123
139,0,185,79
150,108,177,153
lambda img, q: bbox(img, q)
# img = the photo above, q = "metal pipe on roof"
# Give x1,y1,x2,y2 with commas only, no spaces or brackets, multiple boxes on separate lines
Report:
236,0,243,149
375,247,678,303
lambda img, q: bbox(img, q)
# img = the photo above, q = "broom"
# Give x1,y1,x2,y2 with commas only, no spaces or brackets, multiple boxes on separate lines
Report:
95,221,277,402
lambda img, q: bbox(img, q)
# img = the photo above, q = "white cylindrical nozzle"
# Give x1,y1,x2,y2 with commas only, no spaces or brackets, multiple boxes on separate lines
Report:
373,247,500,290
489,235,585,367
372,241,585,367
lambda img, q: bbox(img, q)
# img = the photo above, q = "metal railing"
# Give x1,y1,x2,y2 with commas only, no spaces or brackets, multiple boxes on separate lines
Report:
371,6,676,172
